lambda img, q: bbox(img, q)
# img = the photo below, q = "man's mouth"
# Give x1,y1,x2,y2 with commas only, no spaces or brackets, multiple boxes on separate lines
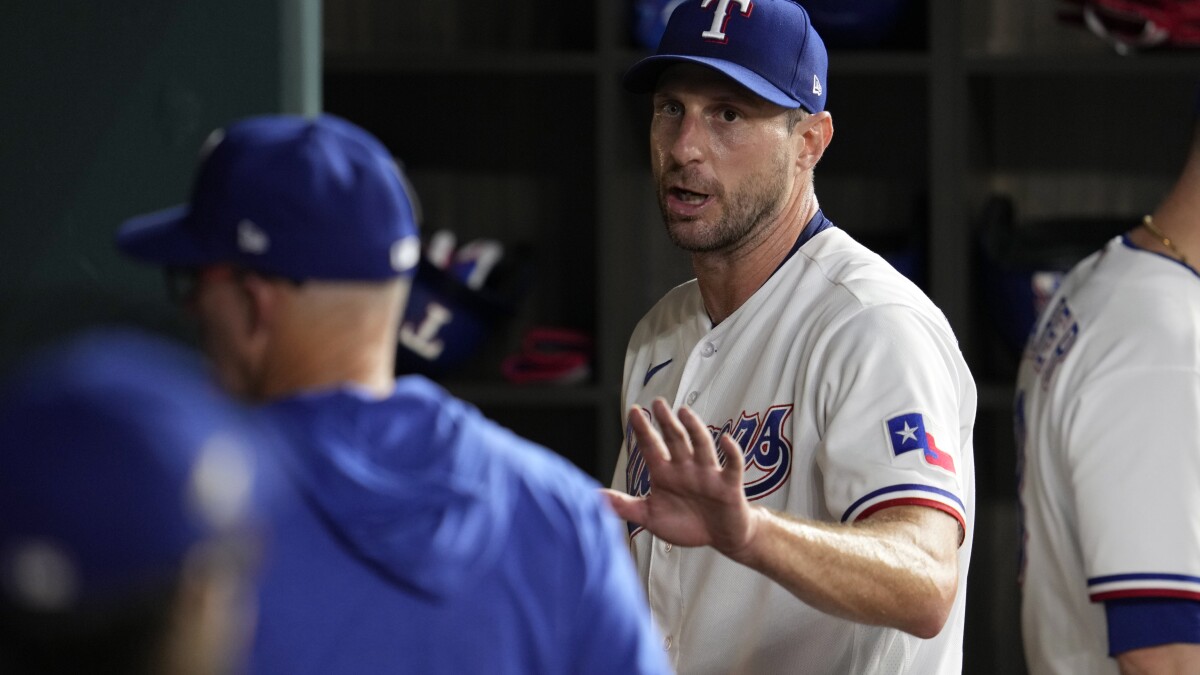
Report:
663,184,716,218
670,187,710,204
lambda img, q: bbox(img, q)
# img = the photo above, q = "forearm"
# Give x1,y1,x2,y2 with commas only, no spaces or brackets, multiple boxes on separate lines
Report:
726,505,960,638
1117,643,1200,675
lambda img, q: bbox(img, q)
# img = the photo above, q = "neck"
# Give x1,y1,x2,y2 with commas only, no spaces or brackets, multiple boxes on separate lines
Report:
695,188,818,325
255,282,401,401
1138,157,1200,268
258,335,395,400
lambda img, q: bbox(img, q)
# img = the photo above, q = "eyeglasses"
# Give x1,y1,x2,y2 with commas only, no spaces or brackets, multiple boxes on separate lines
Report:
163,265,304,306
163,265,239,306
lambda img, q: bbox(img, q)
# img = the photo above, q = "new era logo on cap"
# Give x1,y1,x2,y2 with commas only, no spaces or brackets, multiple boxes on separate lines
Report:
237,219,269,254
623,0,829,112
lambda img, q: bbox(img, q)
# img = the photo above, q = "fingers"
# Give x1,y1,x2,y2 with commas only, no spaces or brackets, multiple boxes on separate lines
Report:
601,488,648,525
628,402,669,464
650,398,695,462
628,393,739,473
631,398,730,471
716,433,746,486
677,406,719,467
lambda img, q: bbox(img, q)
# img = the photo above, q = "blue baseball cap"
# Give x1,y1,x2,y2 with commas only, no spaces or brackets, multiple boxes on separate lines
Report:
623,0,829,112
117,114,422,281
0,328,268,611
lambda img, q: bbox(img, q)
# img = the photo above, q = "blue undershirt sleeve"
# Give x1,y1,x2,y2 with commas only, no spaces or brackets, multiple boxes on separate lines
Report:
1105,598,1200,656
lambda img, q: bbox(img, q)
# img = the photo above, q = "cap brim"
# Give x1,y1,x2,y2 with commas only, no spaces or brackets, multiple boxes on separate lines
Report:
115,204,214,268
623,55,804,110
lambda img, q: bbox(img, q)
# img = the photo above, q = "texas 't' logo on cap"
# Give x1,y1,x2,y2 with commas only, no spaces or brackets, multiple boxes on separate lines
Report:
700,0,754,43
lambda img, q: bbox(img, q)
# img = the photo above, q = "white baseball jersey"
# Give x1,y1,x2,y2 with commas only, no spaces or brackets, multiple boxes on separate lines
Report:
611,218,976,674
1016,235,1200,675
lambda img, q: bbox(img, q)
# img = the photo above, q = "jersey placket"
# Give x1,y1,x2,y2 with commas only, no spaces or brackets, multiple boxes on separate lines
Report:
646,326,728,667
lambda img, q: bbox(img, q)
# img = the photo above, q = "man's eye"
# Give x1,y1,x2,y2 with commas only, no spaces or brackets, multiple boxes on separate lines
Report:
721,110,739,122
663,102,682,115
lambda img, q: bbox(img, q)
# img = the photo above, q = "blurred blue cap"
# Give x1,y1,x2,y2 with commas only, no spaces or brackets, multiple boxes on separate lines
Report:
116,114,422,281
624,0,829,112
0,328,268,611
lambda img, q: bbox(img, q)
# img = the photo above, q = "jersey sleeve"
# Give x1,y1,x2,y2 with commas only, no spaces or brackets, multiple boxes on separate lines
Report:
1068,366,1200,603
1105,597,1200,655
813,304,971,536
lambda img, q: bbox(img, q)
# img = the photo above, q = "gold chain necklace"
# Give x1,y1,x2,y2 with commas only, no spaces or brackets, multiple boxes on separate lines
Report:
1142,215,1189,267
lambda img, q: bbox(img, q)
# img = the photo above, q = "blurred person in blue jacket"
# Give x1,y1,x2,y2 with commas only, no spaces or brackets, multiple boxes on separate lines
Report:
115,113,673,675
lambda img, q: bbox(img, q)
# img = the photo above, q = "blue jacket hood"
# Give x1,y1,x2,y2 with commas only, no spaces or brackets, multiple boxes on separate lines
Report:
263,377,518,599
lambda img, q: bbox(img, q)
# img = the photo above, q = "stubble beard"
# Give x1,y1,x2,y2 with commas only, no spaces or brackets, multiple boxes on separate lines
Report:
657,149,791,254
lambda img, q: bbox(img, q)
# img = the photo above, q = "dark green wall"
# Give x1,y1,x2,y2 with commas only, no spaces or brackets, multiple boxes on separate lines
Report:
0,0,319,372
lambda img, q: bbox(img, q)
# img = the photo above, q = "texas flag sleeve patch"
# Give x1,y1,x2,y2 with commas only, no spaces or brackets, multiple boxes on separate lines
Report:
886,412,955,474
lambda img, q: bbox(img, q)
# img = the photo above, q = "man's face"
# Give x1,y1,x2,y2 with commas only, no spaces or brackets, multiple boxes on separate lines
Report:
649,63,798,254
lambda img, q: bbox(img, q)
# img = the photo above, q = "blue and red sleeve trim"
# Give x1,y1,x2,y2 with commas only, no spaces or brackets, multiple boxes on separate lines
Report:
841,483,966,544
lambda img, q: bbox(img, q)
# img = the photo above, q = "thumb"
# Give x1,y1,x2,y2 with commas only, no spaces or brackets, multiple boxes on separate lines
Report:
600,488,648,525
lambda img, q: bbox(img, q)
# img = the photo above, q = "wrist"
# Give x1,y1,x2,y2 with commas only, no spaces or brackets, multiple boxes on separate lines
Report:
722,505,766,565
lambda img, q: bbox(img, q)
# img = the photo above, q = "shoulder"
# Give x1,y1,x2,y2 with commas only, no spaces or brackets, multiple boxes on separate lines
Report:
267,378,599,494
1059,239,1200,360
632,279,703,334
778,230,959,350
397,377,603,489
790,229,949,321
625,279,707,368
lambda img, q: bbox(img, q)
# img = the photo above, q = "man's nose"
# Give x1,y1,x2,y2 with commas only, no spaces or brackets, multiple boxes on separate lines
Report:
668,113,707,166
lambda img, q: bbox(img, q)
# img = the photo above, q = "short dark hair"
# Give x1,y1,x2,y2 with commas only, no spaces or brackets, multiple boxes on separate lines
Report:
786,108,810,133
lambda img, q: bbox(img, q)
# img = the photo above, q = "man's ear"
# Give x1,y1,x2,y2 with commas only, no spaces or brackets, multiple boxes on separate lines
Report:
239,274,284,338
796,111,833,172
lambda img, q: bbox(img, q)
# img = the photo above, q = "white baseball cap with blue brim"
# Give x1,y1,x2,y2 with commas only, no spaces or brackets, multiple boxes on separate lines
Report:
623,0,829,113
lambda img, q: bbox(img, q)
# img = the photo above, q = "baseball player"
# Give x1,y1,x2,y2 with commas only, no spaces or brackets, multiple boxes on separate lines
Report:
603,1,976,673
114,114,672,674
1015,104,1200,672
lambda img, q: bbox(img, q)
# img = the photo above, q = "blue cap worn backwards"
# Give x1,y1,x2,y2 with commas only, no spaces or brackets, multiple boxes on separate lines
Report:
0,329,267,611
117,114,422,281
623,0,829,113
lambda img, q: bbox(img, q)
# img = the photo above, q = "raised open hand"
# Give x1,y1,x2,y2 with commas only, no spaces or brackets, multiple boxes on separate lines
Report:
604,398,758,557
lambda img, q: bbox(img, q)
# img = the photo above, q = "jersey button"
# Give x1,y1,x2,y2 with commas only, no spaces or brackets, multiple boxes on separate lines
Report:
701,342,715,357
664,635,673,651
686,391,698,405
663,541,673,552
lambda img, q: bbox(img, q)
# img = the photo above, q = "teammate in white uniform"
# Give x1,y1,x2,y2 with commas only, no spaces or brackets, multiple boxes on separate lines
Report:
604,1,977,673
1016,110,1200,675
